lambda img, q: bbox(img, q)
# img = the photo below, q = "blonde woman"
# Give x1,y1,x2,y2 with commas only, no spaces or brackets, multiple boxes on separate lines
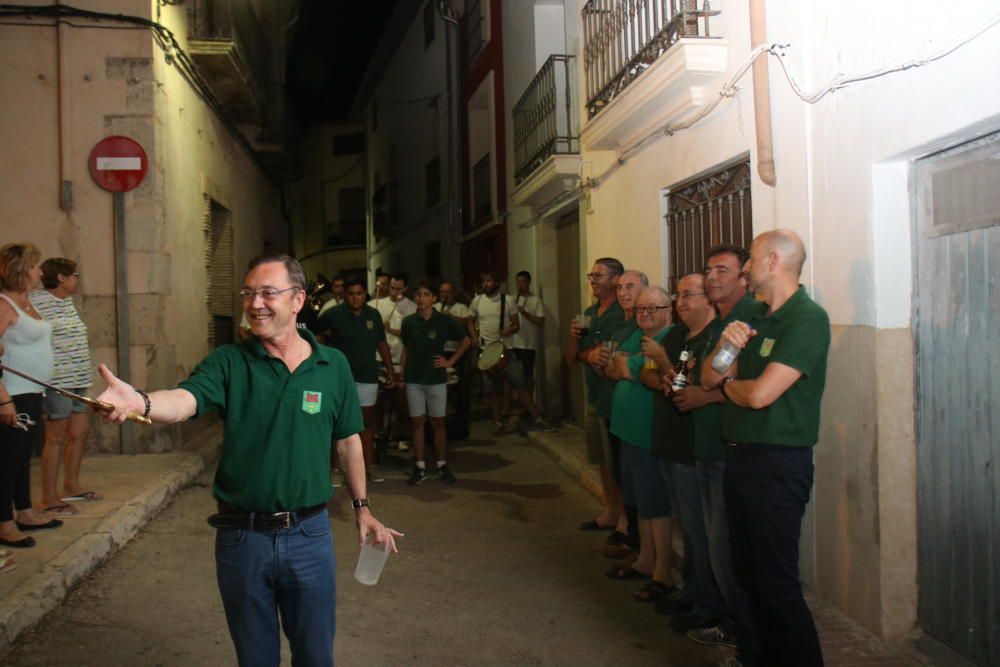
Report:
0,243,63,552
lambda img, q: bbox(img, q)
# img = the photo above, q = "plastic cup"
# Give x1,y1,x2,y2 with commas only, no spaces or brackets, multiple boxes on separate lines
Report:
354,534,391,585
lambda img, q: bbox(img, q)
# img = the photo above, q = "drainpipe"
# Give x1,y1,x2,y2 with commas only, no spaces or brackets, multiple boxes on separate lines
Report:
439,2,461,239
749,0,776,186
56,1,74,211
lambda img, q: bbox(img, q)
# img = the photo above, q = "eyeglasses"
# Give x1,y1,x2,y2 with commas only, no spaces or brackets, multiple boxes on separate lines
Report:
586,272,610,280
672,291,707,300
239,286,300,301
634,305,672,315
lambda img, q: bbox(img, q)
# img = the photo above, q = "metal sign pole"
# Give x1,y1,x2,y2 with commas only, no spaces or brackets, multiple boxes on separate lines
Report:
113,191,133,455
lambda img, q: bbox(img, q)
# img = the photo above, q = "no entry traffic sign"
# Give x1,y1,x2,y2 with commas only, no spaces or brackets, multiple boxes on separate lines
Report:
88,136,148,192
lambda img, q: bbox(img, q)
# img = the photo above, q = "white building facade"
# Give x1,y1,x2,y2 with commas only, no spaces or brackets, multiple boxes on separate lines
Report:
502,0,1000,660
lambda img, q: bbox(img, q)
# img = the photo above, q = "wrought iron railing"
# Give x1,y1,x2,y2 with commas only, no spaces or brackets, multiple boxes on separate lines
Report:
513,55,579,185
188,0,273,114
664,159,751,293
582,0,719,118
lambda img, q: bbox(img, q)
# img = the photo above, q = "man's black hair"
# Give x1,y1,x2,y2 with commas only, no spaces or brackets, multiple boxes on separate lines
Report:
515,270,531,283
705,244,750,267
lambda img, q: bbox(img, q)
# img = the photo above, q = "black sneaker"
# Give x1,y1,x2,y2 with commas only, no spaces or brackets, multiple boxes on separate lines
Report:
407,467,429,486
687,624,738,649
671,613,722,633
654,590,693,616
437,465,456,484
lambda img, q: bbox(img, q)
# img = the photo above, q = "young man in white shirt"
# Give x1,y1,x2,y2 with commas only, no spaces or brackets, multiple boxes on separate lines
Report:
368,273,416,456
510,270,545,398
468,271,555,435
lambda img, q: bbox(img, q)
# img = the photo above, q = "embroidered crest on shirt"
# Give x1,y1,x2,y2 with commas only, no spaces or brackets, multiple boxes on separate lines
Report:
302,391,322,414
428,330,437,340
366,320,374,330
759,338,775,357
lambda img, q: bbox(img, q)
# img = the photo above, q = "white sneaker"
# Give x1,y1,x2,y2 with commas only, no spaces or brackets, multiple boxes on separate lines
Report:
688,624,737,649
331,469,344,488
366,465,385,483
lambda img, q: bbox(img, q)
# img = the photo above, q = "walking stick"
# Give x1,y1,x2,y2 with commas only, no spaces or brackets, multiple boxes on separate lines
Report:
0,364,152,425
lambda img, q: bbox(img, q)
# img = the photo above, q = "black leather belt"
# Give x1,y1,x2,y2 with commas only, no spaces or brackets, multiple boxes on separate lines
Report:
207,502,326,531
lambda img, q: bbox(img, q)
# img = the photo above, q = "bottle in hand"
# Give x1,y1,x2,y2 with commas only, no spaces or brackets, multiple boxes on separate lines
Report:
672,349,690,391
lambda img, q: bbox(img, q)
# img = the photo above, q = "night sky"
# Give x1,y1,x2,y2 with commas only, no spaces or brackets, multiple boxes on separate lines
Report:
286,0,399,122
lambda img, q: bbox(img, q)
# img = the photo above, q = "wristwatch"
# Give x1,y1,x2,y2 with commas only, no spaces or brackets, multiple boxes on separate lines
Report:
351,498,371,511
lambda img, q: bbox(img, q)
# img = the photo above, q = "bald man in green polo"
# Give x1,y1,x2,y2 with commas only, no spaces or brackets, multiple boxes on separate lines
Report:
702,230,830,667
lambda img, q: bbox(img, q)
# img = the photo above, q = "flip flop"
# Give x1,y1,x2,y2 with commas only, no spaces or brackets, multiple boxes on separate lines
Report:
0,554,16,573
41,503,77,516
61,491,102,502
606,564,650,580
633,580,675,602
579,519,616,531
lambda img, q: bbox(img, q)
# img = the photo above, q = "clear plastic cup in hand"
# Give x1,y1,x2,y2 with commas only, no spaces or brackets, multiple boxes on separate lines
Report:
355,533,391,585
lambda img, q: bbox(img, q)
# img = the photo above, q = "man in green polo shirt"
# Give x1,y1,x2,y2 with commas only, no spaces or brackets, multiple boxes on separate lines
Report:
565,258,625,535
400,279,471,485
318,276,398,484
96,255,401,667
702,230,830,667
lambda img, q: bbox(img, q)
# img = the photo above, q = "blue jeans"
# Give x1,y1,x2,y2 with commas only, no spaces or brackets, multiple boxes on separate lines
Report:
698,460,755,657
725,445,823,667
662,460,724,617
215,508,337,667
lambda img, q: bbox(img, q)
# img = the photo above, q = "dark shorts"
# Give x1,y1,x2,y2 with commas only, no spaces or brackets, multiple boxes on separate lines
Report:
620,441,672,519
513,348,536,379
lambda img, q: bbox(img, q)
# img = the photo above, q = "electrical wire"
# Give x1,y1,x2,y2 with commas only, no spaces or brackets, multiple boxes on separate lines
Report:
0,3,282,186
582,10,1000,192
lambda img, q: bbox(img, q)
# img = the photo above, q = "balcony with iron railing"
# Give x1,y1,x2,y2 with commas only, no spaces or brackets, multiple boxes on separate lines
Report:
187,0,273,125
580,0,729,151
511,55,582,214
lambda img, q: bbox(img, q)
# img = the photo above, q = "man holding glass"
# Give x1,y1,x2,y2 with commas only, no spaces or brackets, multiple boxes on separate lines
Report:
96,254,401,667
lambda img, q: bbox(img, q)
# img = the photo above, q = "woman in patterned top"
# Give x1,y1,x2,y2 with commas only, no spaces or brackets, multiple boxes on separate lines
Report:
30,258,99,515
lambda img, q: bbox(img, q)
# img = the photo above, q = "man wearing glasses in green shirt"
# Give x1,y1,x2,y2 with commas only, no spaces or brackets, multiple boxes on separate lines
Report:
96,254,402,667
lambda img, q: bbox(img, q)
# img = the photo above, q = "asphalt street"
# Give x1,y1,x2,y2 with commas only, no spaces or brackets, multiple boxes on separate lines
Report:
2,420,727,666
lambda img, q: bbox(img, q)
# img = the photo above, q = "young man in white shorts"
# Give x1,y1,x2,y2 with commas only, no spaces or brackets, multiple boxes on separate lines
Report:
400,280,471,485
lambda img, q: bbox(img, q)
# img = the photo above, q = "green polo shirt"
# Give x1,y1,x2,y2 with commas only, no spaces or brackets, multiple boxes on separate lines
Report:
317,303,386,383
400,310,467,385
581,300,626,419
651,324,712,463
609,326,671,449
178,328,364,512
722,286,830,447
691,294,758,462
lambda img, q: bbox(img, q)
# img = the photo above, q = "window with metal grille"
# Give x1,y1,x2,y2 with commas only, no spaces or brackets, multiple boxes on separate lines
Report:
664,157,752,293
203,197,234,348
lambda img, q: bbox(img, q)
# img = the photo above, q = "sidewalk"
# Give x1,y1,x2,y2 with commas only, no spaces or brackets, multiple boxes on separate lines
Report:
524,426,928,667
0,423,221,652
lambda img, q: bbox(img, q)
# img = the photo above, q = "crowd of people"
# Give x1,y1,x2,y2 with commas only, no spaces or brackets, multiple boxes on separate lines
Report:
567,230,830,667
309,268,556,488
0,243,102,574
1,230,829,667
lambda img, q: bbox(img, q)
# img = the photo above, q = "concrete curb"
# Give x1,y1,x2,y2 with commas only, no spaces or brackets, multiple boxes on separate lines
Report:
523,427,605,502
0,433,218,652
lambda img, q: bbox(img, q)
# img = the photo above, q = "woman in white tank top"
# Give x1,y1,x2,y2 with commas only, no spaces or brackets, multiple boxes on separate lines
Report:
0,243,61,557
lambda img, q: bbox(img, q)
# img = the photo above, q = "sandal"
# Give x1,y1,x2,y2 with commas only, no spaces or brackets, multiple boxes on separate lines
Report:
633,580,674,602
0,553,16,573
41,504,77,516
606,564,650,580
61,490,102,502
